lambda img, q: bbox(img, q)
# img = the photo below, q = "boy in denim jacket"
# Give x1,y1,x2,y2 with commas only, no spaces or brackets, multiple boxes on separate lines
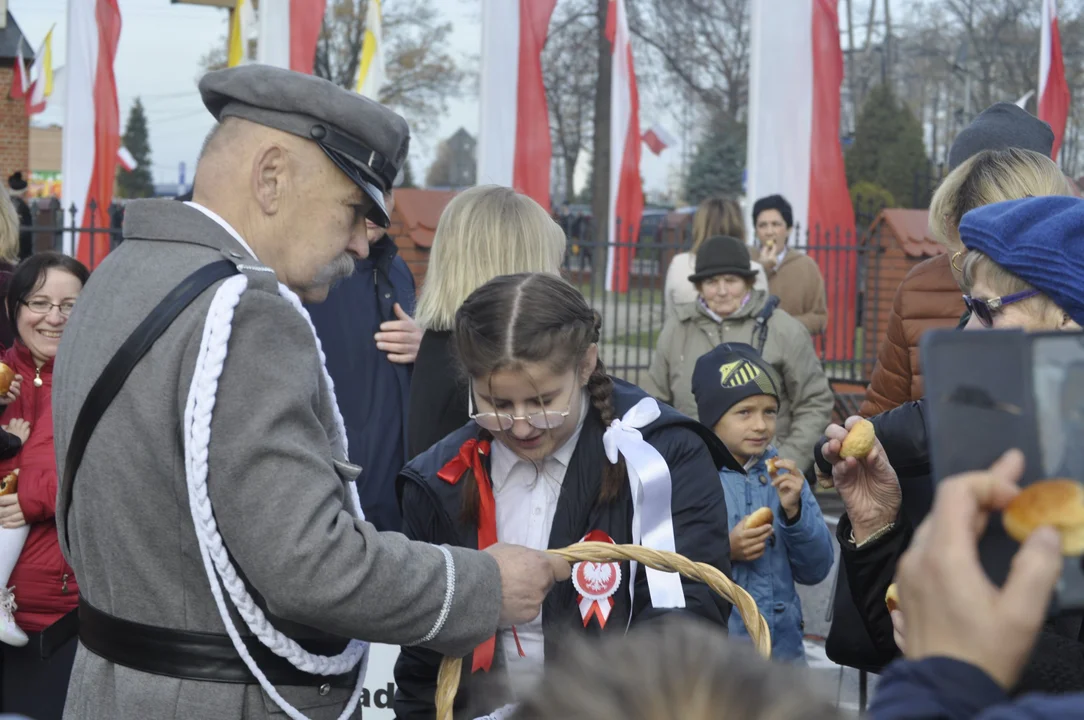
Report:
693,342,834,662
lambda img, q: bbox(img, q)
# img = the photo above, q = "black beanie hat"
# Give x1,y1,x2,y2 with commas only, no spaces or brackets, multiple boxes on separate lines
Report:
948,103,1055,170
692,342,780,430
688,236,758,283
752,194,793,229
7,172,26,192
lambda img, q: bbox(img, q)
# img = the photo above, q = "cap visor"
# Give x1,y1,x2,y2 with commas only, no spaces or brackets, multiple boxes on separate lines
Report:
318,146,391,228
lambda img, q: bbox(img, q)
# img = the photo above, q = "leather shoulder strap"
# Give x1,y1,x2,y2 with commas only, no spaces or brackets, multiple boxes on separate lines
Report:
60,260,240,554
753,295,780,354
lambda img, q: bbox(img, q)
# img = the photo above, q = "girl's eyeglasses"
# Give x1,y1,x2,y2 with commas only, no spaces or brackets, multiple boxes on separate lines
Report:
962,290,1040,328
469,382,575,433
23,300,75,317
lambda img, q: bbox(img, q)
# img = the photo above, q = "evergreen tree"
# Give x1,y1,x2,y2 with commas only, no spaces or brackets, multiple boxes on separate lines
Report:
399,160,416,189
684,116,746,206
845,84,928,209
116,98,155,199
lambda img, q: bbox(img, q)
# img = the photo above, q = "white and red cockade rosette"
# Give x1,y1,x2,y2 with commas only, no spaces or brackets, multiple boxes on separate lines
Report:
572,530,622,629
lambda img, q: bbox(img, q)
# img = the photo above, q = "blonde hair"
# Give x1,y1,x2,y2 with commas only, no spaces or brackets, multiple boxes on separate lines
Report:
512,618,840,720
691,197,744,254
929,148,1073,253
0,193,21,264
415,185,566,331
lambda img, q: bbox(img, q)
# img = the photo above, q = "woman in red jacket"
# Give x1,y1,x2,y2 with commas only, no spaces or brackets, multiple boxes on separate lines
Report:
0,252,88,719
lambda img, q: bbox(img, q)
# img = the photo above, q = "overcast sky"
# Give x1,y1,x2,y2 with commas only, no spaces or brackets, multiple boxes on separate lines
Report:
9,0,682,195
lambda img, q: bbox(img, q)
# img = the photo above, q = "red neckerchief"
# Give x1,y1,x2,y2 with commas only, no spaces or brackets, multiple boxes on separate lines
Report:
439,437,515,672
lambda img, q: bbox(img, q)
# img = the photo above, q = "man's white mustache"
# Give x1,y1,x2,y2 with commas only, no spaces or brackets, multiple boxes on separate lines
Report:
310,253,357,287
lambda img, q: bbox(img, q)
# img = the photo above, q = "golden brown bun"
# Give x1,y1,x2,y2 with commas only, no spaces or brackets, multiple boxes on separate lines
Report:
840,419,876,459
885,583,900,614
0,363,14,396
766,458,780,475
1003,479,1084,556
746,506,774,529
0,469,18,496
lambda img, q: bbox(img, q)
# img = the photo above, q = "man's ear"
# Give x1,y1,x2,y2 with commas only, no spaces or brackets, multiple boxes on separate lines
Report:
581,343,599,385
252,144,287,216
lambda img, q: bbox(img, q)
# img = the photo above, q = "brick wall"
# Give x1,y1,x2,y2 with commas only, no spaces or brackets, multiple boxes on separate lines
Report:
388,216,432,290
0,66,29,181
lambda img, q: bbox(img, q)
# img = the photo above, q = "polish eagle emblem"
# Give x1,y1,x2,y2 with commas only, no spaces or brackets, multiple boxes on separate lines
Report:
573,559,620,600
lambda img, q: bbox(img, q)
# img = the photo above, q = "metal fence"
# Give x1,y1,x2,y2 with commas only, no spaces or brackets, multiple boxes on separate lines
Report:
22,199,124,270
555,201,893,401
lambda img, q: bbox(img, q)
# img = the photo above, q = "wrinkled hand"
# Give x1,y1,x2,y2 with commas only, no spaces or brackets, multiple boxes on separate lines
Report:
730,517,773,563
0,494,25,529
375,303,423,364
822,416,901,543
770,457,804,520
3,418,29,445
485,543,571,626
0,375,23,406
896,449,1062,690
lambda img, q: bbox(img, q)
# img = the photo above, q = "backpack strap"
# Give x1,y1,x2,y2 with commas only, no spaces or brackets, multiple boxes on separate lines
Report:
753,295,780,354
60,260,240,555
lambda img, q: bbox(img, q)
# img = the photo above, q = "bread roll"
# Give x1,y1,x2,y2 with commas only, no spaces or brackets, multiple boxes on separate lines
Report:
766,458,780,475
746,506,774,529
840,419,876,459
0,363,14,396
1003,478,1084,556
885,583,900,614
0,469,18,496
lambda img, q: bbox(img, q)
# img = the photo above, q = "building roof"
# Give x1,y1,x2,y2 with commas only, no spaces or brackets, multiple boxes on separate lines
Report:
392,188,458,248
870,208,942,258
0,13,33,63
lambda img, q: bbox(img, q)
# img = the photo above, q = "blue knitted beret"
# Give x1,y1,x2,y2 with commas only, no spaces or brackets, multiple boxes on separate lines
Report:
958,196,1084,326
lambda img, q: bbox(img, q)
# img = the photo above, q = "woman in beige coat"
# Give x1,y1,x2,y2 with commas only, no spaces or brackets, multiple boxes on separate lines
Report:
644,236,833,472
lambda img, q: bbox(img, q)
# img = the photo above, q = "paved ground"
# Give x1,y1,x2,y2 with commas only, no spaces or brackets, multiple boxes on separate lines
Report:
798,493,881,715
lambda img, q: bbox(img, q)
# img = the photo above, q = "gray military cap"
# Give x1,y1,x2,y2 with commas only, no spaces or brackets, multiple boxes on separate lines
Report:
198,64,410,227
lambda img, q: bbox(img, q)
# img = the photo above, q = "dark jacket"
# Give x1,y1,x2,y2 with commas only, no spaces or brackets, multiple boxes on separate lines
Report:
305,234,415,532
393,379,737,719
817,403,1084,694
407,329,467,459
871,657,1084,720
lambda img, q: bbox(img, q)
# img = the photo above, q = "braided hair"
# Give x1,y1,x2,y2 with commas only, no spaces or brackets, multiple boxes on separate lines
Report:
453,273,627,522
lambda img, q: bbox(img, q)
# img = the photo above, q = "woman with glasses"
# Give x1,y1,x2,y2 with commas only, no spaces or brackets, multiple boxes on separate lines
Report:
0,252,88,719
393,273,737,719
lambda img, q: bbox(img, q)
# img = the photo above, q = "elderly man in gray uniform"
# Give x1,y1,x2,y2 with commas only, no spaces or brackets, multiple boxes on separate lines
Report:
50,65,569,719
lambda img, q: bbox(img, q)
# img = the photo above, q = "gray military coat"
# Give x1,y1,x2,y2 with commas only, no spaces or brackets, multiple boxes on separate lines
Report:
52,200,501,719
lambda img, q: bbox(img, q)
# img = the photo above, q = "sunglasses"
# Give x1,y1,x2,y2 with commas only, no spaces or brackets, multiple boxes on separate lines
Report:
962,289,1040,328
469,381,576,433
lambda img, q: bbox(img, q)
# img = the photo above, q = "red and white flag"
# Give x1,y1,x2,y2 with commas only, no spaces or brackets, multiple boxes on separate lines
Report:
117,146,137,172
605,0,643,294
747,0,854,359
62,0,122,270
256,0,326,75
1039,0,1070,161
9,44,27,101
642,123,675,156
476,0,557,209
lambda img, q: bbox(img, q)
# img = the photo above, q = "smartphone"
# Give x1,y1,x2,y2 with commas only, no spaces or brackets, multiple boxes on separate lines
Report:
921,329,1084,610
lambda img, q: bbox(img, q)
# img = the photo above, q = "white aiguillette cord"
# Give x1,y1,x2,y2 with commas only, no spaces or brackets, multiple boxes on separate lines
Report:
184,272,368,720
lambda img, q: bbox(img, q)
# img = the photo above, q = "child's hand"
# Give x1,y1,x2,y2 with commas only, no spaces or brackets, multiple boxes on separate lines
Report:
2,419,29,445
770,457,804,520
0,494,24,528
0,375,22,406
730,517,773,563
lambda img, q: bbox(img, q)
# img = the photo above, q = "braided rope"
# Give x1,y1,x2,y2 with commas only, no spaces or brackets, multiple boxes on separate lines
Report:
184,273,368,719
435,542,771,720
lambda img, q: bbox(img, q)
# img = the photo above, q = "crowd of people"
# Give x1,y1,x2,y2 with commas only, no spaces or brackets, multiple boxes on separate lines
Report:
0,63,1077,720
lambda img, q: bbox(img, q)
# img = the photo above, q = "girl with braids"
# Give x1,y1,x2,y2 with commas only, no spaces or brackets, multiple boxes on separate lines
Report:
393,273,741,720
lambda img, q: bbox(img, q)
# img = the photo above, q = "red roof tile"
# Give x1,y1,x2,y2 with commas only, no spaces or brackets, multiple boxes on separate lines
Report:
392,189,458,249
871,209,943,258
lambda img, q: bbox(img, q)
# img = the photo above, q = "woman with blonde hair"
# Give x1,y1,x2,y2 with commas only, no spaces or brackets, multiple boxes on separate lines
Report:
0,193,24,348
407,185,567,458
663,197,767,316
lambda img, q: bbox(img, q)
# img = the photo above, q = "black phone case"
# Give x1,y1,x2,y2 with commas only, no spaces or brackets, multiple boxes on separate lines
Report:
921,329,1084,610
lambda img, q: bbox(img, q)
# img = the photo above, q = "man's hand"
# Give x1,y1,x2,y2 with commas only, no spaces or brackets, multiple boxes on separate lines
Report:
821,416,901,543
0,375,23,406
757,244,778,273
485,543,571,626
770,458,803,520
3,418,29,445
730,517,773,563
375,303,423,364
0,494,25,529
896,449,1063,690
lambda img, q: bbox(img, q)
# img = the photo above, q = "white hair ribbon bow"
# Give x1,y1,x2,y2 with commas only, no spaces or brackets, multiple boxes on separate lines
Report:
602,397,686,612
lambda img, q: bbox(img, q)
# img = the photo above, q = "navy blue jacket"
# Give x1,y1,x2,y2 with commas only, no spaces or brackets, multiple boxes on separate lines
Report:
871,657,1084,719
305,235,415,532
392,379,740,719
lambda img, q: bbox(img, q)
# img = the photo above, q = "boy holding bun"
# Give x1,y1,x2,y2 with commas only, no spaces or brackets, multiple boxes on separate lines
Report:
693,342,834,662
